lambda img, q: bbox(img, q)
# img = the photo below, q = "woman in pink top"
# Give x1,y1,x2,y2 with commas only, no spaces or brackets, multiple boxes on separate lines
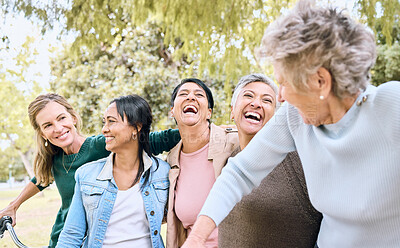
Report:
166,78,239,248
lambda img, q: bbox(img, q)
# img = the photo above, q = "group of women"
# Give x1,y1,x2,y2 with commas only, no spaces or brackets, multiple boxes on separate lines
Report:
1,0,400,247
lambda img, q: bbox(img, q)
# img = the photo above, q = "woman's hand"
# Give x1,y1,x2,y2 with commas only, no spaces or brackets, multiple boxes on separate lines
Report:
182,215,216,248
0,181,40,226
0,205,17,226
181,235,206,248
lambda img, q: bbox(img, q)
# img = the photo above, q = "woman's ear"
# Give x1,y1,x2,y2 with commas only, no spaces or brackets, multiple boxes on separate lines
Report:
316,67,332,98
230,106,234,121
207,108,212,120
136,124,142,133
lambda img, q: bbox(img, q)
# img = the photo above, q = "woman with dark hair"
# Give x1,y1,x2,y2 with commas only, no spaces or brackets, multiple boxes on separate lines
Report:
166,78,239,247
56,95,170,248
0,93,179,248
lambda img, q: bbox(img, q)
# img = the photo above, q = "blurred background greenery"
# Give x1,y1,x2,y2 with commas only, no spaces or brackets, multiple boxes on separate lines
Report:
0,186,60,247
0,1,399,246
0,0,399,182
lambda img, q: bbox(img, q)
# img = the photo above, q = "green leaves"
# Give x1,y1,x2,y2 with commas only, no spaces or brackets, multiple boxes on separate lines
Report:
371,43,400,86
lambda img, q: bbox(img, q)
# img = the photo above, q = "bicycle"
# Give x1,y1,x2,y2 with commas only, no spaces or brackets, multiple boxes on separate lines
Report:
0,216,30,248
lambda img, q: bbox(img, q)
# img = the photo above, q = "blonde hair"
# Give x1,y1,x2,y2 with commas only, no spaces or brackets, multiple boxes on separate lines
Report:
28,93,82,186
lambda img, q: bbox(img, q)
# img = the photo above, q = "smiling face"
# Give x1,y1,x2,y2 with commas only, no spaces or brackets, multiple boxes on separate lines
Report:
102,102,137,153
231,82,276,137
274,64,330,126
35,101,78,150
171,82,212,127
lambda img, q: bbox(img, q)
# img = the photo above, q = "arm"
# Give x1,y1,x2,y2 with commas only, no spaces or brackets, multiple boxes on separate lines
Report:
56,174,87,248
187,104,296,243
0,181,40,226
149,128,181,155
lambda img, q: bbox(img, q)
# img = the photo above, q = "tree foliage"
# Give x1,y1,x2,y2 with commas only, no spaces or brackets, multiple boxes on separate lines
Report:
371,43,400,86
49,21,239,135
49,22,180,134
357,0,400,45
0,37,42,179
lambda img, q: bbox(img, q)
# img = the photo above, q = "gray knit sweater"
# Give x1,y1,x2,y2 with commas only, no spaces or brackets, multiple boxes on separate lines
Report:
219,151,322,248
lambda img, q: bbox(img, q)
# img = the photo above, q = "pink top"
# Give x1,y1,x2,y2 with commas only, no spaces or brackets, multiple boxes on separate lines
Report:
174,143,218,248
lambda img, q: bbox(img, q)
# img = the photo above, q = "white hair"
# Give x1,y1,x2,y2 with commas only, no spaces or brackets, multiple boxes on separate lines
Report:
260,0,376,98
231,73,279,109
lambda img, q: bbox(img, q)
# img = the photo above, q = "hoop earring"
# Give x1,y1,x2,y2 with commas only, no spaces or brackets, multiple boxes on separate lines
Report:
45,139,48,147
132,133,137,140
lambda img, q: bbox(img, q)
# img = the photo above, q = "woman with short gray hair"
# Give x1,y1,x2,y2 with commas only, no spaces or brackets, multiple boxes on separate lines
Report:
230,73,279,108
182,1,400,247
219,73,322,247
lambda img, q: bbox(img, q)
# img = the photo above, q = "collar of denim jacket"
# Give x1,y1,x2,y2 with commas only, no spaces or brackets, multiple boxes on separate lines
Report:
97,152,153,181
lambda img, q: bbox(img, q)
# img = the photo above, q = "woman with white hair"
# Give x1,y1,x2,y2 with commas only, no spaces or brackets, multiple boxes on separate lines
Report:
182,1,400,247
218,73,321,247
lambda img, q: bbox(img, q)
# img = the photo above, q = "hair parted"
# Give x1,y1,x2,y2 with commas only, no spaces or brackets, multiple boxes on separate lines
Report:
110,94,158,189
231,73,279,109
170,78,214,110
260,0,376,98
28,93,82,186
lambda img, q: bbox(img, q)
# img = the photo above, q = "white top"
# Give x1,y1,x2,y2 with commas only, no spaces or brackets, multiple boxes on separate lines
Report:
200,82,400,248
103,183,151,248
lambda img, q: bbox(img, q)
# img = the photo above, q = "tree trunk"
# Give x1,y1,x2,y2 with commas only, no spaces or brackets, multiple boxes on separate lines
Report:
17,150,34,178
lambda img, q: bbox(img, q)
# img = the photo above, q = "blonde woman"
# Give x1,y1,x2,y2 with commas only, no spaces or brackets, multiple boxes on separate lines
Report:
0,93,179,248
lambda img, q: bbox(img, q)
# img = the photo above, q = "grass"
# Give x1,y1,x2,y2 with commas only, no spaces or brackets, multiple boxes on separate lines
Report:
0,186,60,248
0,186,167,248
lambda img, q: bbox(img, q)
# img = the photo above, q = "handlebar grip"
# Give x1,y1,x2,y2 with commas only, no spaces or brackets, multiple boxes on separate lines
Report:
0,216,13,238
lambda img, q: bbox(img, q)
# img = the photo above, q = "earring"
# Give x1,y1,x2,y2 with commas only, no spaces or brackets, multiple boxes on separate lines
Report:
132,133,137,140
319,95,324,100
45,139,48,147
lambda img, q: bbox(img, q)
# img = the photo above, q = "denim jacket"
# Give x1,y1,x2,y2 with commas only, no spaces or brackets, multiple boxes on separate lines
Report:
56,152,170,248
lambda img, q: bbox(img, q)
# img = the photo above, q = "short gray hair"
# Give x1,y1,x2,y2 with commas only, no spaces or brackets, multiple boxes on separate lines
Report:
260,0,376,98
231,73,278,108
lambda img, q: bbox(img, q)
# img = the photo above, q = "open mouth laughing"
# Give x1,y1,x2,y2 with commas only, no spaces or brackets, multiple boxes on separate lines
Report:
244,111,262,123
183,105,198,114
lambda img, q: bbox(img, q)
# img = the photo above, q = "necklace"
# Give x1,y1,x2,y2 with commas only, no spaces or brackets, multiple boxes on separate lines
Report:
62,152,79,174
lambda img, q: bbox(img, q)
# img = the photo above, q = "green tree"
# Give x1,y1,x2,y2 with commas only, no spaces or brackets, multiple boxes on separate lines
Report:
370,12,400,86
49,22,181,134
357,0,400,45
0,36,42,179
371,43,400,86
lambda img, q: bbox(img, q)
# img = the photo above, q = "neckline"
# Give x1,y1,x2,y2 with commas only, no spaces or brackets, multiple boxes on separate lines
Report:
180,142,209,156
61,137,89,162
321,86,371,135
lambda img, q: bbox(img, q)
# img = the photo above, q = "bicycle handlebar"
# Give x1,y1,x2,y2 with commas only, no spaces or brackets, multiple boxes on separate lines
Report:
0,216,29,248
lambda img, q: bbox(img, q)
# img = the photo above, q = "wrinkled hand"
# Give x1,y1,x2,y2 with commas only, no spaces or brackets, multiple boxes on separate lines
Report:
0,205,17,226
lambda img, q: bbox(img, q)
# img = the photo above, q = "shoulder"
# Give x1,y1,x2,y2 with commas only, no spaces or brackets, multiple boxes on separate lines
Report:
368,82,400,146
151,157,170,175
365,82,400,120
210,123,239,146
76,157,107,179
371,81,400,105
85,134,106,148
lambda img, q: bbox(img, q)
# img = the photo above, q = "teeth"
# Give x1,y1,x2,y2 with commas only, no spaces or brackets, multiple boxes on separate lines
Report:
105,137,114,142
245,112,261,121
58,132,68,139
183,105,198,113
